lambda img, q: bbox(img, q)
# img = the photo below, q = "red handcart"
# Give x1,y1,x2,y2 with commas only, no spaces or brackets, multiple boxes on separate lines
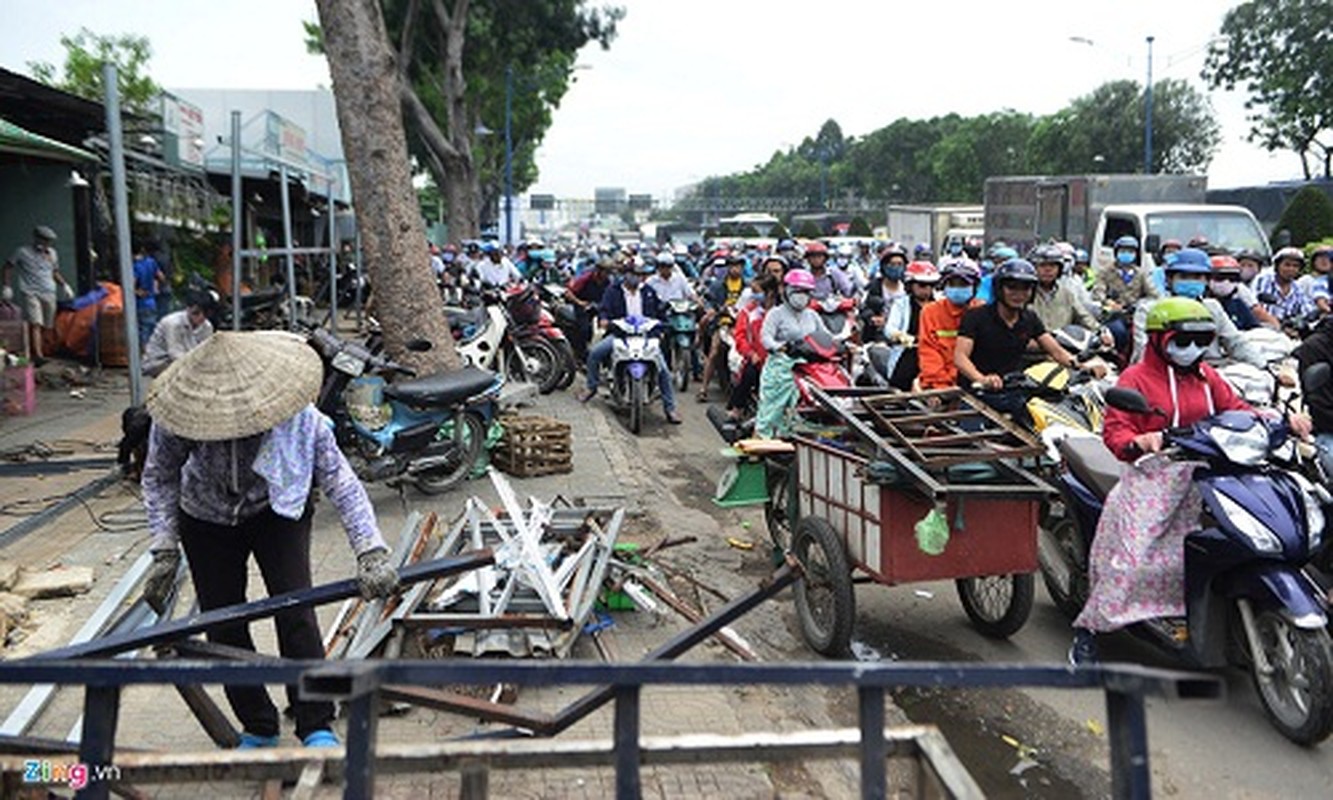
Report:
766,385,1056,655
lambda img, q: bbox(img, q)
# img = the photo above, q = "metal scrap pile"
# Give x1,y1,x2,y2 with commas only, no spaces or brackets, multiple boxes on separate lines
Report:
327,467,623,661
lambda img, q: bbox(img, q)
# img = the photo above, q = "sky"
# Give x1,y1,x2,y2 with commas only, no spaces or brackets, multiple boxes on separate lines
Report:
0,0,1305,200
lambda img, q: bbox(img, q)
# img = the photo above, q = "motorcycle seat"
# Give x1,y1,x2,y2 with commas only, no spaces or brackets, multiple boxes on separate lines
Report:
384,366,497,407
1059,436,1125,499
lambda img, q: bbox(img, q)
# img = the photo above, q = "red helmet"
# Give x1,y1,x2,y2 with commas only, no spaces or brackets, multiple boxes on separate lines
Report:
804,241,829,255
905,260,940,284
1209,255,1240,275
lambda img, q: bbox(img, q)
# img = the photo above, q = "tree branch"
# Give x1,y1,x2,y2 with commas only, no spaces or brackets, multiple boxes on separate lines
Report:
397,0,421,71
400,80,461,162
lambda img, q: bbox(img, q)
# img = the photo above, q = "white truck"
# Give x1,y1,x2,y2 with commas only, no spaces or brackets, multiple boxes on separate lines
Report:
886,205,984,258
1090,203,1271,271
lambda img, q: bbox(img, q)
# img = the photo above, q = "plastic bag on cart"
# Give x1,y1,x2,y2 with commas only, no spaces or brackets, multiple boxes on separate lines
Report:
914,507,950,555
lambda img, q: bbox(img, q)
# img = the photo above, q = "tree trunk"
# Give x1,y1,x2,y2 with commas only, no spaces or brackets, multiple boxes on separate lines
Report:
315,0,458,372
445,156,481,237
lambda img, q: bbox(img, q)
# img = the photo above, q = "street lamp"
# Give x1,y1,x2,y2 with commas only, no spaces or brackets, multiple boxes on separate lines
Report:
1144,35,1155,174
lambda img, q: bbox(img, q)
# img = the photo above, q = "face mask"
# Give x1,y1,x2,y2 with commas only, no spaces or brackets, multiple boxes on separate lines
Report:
1165,340,1207,368
883,266,905,282
787,292,811,311
623,275,641,290
979,260,995,276
949,244,963,256
944,286,973,306
751,292,765,305
1239,265,1258,283
1116,251,1136,266
1173,279,1207,300
1209,279,1237,297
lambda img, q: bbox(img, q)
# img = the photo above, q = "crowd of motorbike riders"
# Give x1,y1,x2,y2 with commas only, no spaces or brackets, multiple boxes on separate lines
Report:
426,232,1333,666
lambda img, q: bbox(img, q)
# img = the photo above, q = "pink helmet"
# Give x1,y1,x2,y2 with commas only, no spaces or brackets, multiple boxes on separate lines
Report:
784,268,816,291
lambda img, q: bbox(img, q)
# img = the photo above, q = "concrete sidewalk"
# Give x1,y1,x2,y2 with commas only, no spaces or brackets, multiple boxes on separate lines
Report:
0,357,884,798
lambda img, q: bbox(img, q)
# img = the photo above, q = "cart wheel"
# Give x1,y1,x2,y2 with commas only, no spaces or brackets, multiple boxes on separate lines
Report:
793,516,854,657
955,573,1034,639
764,461,794,557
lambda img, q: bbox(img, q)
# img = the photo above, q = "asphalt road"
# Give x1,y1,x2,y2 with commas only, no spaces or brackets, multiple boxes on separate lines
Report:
636,388,1333,800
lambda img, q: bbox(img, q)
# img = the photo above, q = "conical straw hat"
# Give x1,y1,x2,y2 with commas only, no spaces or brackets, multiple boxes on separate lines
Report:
146,331,322,441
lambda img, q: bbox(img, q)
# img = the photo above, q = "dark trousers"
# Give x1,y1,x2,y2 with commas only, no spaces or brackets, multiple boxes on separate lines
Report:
179,506,333,739
727,361,760,412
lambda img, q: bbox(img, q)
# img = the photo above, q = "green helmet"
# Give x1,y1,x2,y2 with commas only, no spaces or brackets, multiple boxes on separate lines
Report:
1144,297,1216,334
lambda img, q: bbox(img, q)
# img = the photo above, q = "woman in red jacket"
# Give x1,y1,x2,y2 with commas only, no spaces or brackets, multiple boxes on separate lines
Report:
725,273,779,420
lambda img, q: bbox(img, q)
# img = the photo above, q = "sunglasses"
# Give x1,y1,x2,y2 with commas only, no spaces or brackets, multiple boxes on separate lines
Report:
1171,331,1216,348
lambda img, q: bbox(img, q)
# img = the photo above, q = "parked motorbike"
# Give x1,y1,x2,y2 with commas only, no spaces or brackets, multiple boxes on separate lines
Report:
600,316,665,434
444,288,563,394
665,299,700,392
504,283,577,390
307,327,502,494
1044,375,1333,745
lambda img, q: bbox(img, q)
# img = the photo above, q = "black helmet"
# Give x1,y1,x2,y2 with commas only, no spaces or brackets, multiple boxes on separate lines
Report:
1030,244,1065,268
995,258,1038,285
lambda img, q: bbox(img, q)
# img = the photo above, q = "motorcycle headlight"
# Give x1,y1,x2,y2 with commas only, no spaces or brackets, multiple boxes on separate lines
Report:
1213,490,1283,554
1207,423,1269,466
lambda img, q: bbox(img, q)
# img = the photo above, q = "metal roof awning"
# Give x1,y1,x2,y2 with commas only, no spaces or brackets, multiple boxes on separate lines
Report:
0,117,97,162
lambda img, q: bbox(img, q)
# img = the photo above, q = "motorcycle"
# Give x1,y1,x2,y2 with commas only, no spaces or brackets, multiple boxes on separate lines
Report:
444,288,564,394
504,283,577,391
707,327,854,444
600,316,665,435
1044,373,1333,745
665,299,700,393
814,294,859,342
307,327,502,494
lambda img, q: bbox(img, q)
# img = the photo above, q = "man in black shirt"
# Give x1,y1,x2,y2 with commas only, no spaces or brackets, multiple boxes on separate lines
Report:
956,258,1078,423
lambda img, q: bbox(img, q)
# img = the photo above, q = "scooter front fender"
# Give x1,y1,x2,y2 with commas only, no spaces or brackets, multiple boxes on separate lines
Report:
1223,565,1328,629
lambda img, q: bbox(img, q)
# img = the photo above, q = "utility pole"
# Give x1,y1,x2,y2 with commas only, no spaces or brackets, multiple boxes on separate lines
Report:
504,64,514,246
1144,35,1155,174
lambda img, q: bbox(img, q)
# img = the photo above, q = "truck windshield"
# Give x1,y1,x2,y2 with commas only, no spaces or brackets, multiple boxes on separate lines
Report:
1145,211,1268,256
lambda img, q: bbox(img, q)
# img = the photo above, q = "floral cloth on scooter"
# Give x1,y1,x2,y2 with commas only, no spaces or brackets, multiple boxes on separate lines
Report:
1074,454,1203,632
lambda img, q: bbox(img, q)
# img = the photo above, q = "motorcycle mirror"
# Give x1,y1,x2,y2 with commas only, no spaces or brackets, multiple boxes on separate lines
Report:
1302,362,1332,394
1144,234,1161,258
1105,387,1154,414
405,339,433,352
1257,292,1279,305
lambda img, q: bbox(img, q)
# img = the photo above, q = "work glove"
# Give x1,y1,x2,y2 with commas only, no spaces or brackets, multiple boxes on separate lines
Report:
143,549,181,614
356,548,399,600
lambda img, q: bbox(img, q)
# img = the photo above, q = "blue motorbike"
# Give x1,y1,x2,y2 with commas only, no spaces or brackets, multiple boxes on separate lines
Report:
1047,380,1333,744
665,299,700,393
308,328,502,494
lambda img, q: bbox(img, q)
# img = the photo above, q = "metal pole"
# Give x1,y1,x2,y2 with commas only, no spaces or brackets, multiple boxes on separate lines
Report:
613,686,641,798
1144,35,1155,174
858,686,887,799
819,147,828,210
328,174,337,330
279,164,297,330
1106,688,1151,799
103,63,142,406
230,111,242,331
504,64,514,247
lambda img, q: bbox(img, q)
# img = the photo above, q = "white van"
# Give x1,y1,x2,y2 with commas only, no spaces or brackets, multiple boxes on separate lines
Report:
1092,204,1270,272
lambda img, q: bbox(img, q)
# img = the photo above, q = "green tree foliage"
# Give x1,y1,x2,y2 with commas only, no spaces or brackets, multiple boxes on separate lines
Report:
677,78,1218,216
847,217,872,236
1272,186,1333,248
796,220,822,238
1203,0,1333,179
306,1,622,235
29,28,161,116
1027,80,1218,174
769,222,791,239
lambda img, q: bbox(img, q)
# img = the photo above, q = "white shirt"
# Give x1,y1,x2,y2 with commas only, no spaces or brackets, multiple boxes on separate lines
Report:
472,257,523,287
142,310,213,377
624,287,644,320
646,270,693,302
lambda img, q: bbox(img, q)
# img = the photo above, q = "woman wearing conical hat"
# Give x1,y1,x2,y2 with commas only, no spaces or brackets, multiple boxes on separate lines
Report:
139,331,399,750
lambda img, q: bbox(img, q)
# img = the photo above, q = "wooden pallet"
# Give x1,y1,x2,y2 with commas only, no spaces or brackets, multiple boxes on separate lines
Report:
494,414,573,476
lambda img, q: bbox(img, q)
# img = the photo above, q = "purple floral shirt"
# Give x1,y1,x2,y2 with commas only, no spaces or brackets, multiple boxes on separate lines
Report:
142,404,386,555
